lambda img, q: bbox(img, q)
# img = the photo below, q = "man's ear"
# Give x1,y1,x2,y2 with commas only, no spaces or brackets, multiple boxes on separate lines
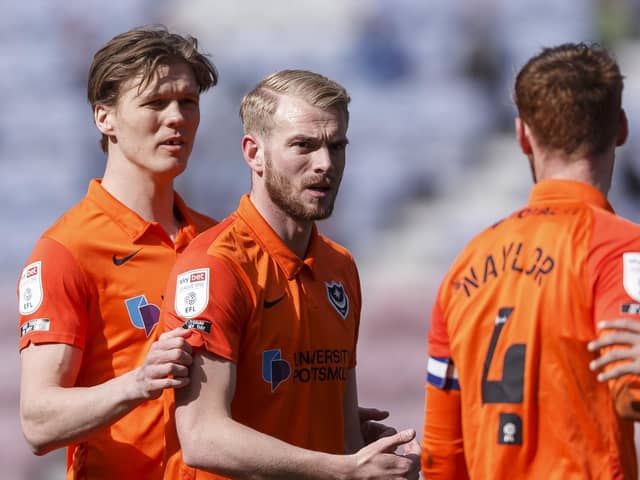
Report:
617,109,629,147
515,117,533,155
242,134,264,175
94,105,115,136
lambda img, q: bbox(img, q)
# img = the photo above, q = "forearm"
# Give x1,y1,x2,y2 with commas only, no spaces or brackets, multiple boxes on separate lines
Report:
422,384,469,479
179,414,352,480
342,369,364,454
21,368,144,454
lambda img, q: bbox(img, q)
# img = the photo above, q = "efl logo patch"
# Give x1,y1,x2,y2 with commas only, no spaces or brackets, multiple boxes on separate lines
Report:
19,261,43,315
20,318,50,337
175,268,209,318
623,253,640,302
262,349,291,392
325,281,349,320
498,413,522,445
125,295,160,336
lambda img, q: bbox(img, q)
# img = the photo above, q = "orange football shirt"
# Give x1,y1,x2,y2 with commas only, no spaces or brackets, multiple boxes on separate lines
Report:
17,179,215,480
162,194,361,480
423,179,640,479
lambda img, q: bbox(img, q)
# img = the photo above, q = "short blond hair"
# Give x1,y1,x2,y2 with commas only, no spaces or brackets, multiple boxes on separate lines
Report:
239,69,350,136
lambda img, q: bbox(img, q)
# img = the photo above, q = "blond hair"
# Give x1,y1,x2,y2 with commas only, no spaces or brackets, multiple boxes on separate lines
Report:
239,69,350,136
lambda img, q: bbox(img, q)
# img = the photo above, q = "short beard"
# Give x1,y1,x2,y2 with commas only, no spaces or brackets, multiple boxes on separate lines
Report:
264,159,336,222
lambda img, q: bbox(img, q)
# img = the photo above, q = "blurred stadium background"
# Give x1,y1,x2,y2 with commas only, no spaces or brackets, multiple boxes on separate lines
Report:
4,1,640,478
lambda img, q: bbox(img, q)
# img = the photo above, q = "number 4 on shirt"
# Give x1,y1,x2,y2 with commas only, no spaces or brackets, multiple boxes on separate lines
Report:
481,306,526,445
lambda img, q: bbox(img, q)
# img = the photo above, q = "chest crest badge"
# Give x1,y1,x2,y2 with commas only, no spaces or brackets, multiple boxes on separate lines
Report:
325,281,349,320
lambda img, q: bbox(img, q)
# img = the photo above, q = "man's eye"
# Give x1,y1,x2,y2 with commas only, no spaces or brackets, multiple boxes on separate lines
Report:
145,99,166,108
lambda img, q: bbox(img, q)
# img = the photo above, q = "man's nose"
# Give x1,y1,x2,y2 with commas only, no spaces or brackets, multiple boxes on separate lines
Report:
165,101,186,127
312,147,333,173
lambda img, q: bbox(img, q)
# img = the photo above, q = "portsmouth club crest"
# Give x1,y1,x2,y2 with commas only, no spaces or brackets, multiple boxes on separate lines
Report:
325,281,349,320
175,268,209,318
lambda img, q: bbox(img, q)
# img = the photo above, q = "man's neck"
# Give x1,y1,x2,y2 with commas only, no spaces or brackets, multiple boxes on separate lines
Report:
101,162,179,239
532,150,614,197
249,192,312,259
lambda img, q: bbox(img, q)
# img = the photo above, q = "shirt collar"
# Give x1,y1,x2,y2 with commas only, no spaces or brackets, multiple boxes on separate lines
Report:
87,179,200,245
528,179,614,213
236,194,318,280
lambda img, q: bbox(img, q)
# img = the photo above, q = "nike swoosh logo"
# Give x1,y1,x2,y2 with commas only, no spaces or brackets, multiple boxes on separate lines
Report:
263,294,286,309
112,248,142,266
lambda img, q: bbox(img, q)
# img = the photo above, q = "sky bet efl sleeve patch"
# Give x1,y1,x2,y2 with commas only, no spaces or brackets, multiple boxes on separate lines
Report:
175,268,209,318
623,253,640,303
19,261,44,315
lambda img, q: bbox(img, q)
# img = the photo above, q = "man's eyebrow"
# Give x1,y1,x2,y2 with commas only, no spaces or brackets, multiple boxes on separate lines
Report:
288,134,317,143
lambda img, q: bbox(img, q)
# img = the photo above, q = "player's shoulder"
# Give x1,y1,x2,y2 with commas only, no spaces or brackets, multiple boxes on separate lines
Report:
184,206,217,233
591,202,640,229
589,204,640,251
316,232,355,262
177,212,251,266
38,195,97,247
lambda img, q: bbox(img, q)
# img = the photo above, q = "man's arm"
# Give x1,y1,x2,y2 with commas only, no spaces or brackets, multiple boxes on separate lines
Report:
20,327,193,455
343,369,365,453
587,318,640,419
176,349,420,480
422,384,469,479
588,319,640,379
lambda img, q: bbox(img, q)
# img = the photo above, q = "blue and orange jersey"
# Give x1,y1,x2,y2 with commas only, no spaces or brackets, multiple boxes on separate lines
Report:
423,179,640,479
161,195,361,480
17,179,215,480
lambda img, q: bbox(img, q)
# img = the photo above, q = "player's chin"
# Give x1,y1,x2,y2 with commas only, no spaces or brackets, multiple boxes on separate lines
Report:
156,157,189,177
308,202,335,221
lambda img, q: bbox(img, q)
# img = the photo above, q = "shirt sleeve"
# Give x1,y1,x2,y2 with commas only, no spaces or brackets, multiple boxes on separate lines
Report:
589,212,640,418
162,255,253,363
422,384,469,479
423,289,468,479
427,293,459,390
17,237,90,351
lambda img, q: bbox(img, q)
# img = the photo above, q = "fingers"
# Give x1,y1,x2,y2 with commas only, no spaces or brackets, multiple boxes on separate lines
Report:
589,347,636,370
370,429,416,454
597,319,640,333
593,362,640,381
159,326,193,338
135,327,198,398
401,438,421,457
362,421,398,445
148,328,193,365
588,332,640,352
147,375,191,390
358,406,390,422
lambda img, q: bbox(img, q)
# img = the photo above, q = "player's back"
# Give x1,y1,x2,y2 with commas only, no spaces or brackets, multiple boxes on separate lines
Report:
437,182,637,479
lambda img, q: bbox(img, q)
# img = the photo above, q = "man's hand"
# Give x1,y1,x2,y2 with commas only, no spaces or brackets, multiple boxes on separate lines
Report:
358,406,397,445
588,319,640,381
349,428,421,480
134,327,193,399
